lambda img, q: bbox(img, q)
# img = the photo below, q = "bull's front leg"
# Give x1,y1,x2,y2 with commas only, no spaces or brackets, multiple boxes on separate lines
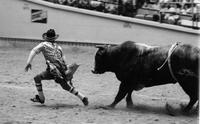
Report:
105,82,129,109
126,88,134,108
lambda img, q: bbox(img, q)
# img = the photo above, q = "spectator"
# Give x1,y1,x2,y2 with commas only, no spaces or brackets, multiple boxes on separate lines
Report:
161,4,180,25
123,0,134,17
105,4,118,14
168,4,176,13
90,0,105,12
192,4,200,28
67,0,79,7
181,4,188,15
78,0,90,9
58,0,67,4
152,2,160,10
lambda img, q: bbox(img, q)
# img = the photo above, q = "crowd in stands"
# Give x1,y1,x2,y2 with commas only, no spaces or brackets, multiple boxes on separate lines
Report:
156,1,199,26
137,0,200,28
44,0,120,14
43,0,142,16
43,0,200,29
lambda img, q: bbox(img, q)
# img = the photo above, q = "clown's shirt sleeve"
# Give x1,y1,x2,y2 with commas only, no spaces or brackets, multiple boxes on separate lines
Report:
26,42,44,65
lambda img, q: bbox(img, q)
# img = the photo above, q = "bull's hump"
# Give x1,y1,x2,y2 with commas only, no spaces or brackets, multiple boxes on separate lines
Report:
135,43,158,49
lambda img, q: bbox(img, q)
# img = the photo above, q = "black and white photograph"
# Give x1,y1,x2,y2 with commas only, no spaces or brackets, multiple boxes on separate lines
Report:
0,0,199,124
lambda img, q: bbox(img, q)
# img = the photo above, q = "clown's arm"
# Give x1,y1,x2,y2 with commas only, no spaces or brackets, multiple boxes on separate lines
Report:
25,43,43,72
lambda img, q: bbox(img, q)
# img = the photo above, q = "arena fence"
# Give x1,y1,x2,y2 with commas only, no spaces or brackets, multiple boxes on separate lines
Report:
0,37,117,47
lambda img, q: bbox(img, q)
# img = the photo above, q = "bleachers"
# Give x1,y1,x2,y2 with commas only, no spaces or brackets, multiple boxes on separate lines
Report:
43,0,200,29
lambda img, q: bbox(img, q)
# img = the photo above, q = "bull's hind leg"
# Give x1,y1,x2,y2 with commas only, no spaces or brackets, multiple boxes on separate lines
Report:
178,76,198,113
181,97,198,113
107,82,129,108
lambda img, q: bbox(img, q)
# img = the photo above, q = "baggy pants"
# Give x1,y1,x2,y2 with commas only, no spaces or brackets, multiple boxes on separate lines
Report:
34,68,74,93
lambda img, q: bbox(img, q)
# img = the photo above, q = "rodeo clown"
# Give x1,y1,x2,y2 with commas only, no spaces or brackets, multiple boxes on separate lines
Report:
25,29,89,106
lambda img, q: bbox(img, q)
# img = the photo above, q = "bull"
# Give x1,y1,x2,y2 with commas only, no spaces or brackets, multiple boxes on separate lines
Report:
92,41,199,113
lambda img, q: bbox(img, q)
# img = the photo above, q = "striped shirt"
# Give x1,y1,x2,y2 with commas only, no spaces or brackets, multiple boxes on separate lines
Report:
33,42,66,68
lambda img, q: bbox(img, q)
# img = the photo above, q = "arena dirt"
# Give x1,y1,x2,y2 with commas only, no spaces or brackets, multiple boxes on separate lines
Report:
0,42,198,124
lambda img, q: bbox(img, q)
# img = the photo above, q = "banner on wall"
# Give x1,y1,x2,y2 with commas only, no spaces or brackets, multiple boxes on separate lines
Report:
31,9,47,23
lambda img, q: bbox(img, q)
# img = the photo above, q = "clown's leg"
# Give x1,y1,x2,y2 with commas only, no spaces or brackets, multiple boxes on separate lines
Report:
55,78,89,106
31,71,54,104
32,74,45,103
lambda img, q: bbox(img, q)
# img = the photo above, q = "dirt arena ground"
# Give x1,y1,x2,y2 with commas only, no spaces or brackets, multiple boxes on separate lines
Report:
0,41,198,124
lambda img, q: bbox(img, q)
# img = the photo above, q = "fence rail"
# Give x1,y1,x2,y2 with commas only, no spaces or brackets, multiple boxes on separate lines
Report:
0,37,117,47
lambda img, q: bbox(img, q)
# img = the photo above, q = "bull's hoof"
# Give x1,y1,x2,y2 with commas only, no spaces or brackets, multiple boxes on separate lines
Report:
180,104,191,115
126,104,134,109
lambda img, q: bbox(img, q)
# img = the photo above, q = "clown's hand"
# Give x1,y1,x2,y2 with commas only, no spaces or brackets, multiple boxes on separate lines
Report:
25,64,32,72
65,63,79,80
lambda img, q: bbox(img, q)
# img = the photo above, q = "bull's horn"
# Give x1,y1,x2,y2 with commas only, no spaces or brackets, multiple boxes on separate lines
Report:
91,70,97,74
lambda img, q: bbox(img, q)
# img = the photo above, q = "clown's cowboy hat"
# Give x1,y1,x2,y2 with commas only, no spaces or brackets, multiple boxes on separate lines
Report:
42,29,59,41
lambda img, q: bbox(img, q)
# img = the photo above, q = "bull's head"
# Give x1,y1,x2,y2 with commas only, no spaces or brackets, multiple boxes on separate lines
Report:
92,45,110,74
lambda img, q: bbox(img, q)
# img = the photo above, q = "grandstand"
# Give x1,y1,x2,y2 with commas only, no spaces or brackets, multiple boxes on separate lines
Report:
44,0,200,29
0,0,199,46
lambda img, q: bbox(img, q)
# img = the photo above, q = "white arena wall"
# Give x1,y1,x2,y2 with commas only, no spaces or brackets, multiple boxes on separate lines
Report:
0,0,199,46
